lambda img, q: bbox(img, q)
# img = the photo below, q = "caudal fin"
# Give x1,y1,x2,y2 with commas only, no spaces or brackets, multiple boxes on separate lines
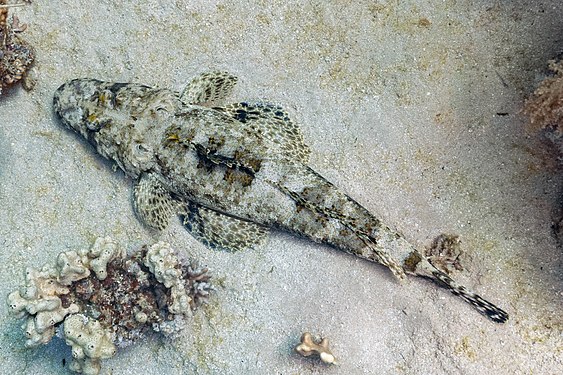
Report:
430,267,509,323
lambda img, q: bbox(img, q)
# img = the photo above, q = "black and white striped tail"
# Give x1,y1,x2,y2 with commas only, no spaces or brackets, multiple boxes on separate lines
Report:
431,269,509,323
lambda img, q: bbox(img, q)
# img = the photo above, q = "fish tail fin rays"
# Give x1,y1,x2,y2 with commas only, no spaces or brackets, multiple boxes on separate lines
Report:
412,256,509,323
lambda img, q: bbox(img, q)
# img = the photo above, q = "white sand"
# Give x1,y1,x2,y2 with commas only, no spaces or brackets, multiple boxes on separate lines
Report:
1,1,561,374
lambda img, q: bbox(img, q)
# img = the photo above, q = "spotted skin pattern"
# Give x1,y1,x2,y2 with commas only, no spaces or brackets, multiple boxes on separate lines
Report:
53,72,508,323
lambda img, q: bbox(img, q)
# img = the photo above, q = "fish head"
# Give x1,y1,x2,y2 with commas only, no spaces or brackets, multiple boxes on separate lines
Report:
54,79,107,137
54,79,176,177
53,79,159,137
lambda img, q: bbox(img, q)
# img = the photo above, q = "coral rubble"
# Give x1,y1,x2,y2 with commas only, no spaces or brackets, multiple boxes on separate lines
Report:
0,1,34,94
424,233,464,275
7,237,213,375
524,58,563,157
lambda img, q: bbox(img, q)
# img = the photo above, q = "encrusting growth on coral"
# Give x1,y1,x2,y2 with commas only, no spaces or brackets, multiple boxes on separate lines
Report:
7,237,213,375
295,332,337,365
0,0,34,94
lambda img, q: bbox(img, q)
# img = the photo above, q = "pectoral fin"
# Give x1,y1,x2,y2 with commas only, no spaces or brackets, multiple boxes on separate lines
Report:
182,201,269,252
133,173,178,230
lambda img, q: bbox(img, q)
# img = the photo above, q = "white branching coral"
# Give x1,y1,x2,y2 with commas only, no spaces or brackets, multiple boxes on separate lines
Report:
64,314,116,375
88,236,123,280
144,241,191,314
6,237,213,375
7,266,78,347
56,250,91,285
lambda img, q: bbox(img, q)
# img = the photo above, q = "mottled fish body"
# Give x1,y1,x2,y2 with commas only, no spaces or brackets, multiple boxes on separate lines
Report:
53,73,508,323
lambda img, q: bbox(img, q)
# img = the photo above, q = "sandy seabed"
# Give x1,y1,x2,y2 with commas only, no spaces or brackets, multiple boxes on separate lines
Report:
1,1,561,374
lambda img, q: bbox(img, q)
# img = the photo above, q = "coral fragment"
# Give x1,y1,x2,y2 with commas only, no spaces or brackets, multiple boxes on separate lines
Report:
295,332,337,365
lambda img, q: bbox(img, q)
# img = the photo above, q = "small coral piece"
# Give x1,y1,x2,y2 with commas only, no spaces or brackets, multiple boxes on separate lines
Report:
0,1,34,94
425,233,464,275
6,237,214,375
295,332,337,365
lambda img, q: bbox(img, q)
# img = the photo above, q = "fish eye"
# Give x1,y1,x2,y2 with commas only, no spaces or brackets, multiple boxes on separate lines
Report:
135,143,150,154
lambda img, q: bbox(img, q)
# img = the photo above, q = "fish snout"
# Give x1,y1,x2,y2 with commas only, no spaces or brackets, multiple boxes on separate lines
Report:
53,79,104,134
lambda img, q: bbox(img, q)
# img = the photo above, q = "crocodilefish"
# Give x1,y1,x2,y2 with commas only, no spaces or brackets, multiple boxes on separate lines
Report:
53,72,508,323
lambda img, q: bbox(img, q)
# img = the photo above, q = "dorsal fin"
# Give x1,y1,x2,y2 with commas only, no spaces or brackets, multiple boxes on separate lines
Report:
180,71,238,106
216,101,311,163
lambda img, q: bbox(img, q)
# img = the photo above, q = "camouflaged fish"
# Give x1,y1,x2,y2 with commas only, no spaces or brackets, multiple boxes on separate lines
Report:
53,72,508,323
